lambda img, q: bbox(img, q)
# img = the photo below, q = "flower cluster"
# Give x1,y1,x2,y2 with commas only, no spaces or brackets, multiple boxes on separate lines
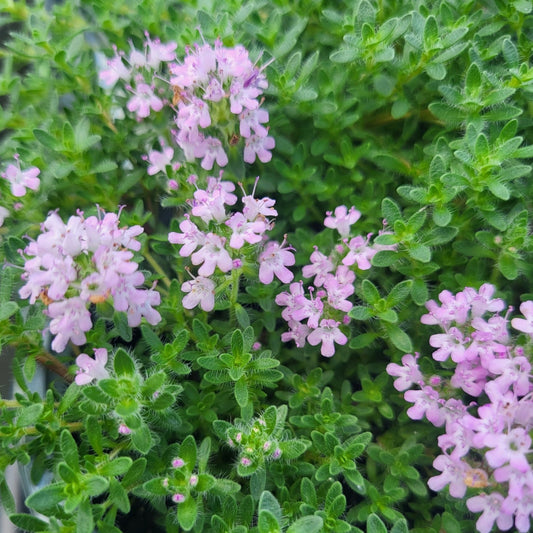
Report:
387,285,533,533
168,176,294,312
169,39,275,169
276,205,394,357
162,454,205,506
226,415,283,474
19,207,161,352
98,32,177,119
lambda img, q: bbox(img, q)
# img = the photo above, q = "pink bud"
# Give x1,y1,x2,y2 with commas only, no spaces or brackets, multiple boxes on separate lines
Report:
118,424,131,435
172,493,186,503
172,457,185,468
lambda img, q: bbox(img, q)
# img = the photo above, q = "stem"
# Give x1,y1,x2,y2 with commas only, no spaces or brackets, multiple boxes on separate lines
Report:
0,399,21,409
36,352,73,383
22,421,83,436
144,249,172,288
230,269,241,306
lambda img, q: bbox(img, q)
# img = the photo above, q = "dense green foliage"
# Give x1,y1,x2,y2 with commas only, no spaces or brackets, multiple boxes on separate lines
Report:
1,0,533,532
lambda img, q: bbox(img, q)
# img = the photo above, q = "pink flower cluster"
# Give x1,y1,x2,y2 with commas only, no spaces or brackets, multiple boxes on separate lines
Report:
169,39,275,169
98,32,177,119
168,175,294,312
276,205,394,357
19,207,161,352
387,285,533,533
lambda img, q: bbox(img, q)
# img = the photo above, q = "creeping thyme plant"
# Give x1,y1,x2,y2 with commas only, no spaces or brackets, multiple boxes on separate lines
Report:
2,1,533,532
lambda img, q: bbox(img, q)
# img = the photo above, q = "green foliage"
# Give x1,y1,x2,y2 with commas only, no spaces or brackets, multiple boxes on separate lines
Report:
2,0,533,532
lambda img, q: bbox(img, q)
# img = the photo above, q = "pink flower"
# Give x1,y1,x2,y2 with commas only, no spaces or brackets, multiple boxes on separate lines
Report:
191,233,233,276
47,297,93,352
225,212,266,249
427,454,469,498
75,348,109,385
404,386,445,426
168,216,205,257
243,134,275,164
386,353,423,391
512,301,533,336
466,493,513,533
2,155,40,197
342,235,375,270
146,146,175,175
324,206,361,237
182,276,216,312
302,247,334,287
484,427,531,472
307,319,347,357
126,82,163,118
258,238,295,285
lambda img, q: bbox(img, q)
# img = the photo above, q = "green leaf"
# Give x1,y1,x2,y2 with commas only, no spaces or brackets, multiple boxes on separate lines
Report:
258,510,281,533
361,280,380,304
390,518,409,533
86,475,109,497
231,329,244,358
1,479,16,515
440,512,461,533
131,424,153,454
259,491,282,524
487,181,510,200
9,514,49,532
384,324,413,353
33,128,57,149
349,333,378,349
109,478,130,514
141,324,163,352
387,281,412,306
408,244,431,263
16,403,43,427
349,306,372,320
58,463,78,484
235,304,250,329
180,435,197,469
143,478,169,496
465,63,482,94
113,312,132,342
83,384,113,403
122,457,147,488
286,515,324,533
234,377,249,408
25,483,65,513
0,301,18,322
278,439,309,459
381,198,402,224
91,159,117,174
372,250,398,267
76,499,94,533
330,47,358,63
113,348,136,376
498,253,518,280
411,279,428,305
301,477,317,508
99,457,132,477
367,513,387,533
426,62,446,80
432,205,451,226
60,429,79,471
177,496,198,531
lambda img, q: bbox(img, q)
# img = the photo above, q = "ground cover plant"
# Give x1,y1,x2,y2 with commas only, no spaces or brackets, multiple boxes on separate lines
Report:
1,0,533,532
